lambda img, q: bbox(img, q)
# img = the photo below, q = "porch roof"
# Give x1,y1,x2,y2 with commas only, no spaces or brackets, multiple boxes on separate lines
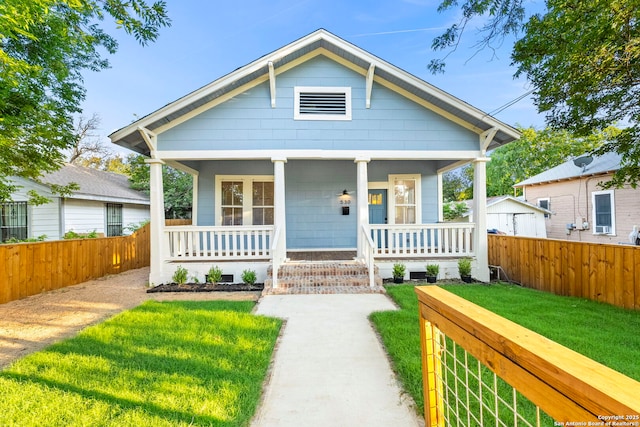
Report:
110,29,520,156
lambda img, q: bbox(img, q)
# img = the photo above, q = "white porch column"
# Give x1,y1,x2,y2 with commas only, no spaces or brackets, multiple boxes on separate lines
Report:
146,158,166,286
272,157,287,260
355,157,370,258
473,157,490,282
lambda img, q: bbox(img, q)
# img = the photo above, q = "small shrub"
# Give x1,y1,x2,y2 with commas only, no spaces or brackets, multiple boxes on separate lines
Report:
458,257,472,276
241,269,257,285
124,220,150,233
2,235,47,244
392,263,406,279
172,266,189,285
426,264,440,277
63,230,99,239
207,265,223,283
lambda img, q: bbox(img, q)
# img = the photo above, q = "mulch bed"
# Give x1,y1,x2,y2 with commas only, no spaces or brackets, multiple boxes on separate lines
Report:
147,283,265,293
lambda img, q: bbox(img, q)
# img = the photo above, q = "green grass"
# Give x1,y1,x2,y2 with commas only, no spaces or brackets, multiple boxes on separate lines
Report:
371,283,640,419
0,300,282,427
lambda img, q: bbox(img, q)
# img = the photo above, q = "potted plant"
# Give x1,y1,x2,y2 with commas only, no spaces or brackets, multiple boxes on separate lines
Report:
206,265,223,284
458,258,473,283
392,263,406,283
425,264,439,283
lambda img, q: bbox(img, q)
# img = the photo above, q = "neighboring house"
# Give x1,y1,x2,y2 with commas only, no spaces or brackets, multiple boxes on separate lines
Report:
2,164,150,242
515,151,639,243
109,29,520,286
456,196,549,237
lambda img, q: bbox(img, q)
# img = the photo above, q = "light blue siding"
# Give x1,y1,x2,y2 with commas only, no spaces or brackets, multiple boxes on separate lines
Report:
195,159,439,249
159,55,478,152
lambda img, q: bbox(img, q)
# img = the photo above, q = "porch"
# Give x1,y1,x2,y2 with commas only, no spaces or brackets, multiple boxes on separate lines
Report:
160,222,476,291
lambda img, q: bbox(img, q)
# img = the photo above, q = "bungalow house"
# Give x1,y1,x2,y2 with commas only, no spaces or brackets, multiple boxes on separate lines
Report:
2,164,150,242
515,151,639,243
109,29,520,289
456,196,549,237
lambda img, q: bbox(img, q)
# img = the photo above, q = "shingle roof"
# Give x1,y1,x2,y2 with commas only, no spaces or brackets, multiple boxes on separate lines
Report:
514,151,622,187
40,164,149,204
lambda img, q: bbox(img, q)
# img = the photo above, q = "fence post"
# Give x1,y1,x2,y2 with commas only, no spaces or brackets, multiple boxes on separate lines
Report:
419,313,445,427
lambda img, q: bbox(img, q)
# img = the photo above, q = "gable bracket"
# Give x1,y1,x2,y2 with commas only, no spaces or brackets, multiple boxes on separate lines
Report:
480,127,499,154
268,61,276,108
366,63,375,109
138,127,158,157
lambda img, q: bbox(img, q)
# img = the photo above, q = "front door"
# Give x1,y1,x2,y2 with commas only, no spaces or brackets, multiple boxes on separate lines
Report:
368,189,387,248
368,189,387,224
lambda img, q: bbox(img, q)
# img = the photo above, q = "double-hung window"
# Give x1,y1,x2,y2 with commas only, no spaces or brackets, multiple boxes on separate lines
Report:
216,176,274,226
0,201,28,242
390,175,420,224
537,198,551,219
592,190,615,235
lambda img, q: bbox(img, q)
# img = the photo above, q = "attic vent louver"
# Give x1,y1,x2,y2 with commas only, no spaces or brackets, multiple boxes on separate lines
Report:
299,92,346,115
294,87,352,121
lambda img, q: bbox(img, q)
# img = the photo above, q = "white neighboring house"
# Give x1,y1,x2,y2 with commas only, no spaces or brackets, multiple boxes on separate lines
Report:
2,164,150,242
456,196,549,237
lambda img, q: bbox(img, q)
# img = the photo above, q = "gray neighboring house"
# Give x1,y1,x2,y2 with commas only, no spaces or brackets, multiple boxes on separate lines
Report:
515,151,640,243
2,164,150,242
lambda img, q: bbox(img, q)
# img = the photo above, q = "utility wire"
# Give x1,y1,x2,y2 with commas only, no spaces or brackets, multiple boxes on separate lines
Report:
487,89,535,117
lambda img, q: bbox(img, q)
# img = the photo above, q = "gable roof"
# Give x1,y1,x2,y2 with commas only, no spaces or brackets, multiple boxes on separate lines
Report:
40,164,149,204
460,196,551,216
109,29,520,156
514,151,622,187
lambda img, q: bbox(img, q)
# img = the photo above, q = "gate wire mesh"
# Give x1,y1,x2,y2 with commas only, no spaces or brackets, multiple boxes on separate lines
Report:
434,329,556,427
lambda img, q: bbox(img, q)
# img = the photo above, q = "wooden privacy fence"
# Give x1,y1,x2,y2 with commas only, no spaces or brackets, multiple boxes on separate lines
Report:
488,235,640,310
416,286,640,426
0,224,150,304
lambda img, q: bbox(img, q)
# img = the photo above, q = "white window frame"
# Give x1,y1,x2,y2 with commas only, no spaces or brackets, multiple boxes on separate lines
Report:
294,86,352,121
388,174,421,225
537,198,551,219
215,175,274,226
592,190,615,235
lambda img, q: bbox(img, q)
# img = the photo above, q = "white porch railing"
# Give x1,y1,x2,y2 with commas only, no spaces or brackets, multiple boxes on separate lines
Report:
360,225,376,288
369,223,475,258
165,226,274,261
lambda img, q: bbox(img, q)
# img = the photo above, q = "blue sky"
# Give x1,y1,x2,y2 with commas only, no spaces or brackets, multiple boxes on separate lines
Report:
81,0,545,154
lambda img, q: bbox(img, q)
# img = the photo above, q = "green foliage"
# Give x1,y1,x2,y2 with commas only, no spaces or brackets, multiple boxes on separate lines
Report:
430,0,640,188
426,264,440,277
63,230,98,239
442,201,468,221
128,154,193,218
486,126,615,196
2,235,47,244
0,300,282,426
458,257,472,276
0,0,170,201
442,167,472,202
392,263,406,279
207,265,223,283
241,269,257,285
124,220,150,233
172,266,188,285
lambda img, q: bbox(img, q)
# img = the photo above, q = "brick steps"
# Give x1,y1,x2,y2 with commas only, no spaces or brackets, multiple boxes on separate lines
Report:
263,261,384,295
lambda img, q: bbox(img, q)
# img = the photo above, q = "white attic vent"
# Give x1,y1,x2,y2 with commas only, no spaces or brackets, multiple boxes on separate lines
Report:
294,87,351,121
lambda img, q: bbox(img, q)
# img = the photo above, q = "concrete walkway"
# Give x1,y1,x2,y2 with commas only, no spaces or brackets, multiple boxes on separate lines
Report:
252,294,423,427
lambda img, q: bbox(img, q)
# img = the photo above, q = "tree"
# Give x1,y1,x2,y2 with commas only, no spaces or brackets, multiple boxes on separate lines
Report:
68,114,112,164
486,126,618,196
430,0,640,188
0,0,170,201
442,167,473,201
128,155,193,219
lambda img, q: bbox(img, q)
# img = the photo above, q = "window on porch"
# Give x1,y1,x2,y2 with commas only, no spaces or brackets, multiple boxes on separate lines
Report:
391,175,420,224
217,176,274,226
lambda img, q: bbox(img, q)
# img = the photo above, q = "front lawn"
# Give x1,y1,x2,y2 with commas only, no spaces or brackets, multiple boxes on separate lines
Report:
0,300,282,427
370,283,640,416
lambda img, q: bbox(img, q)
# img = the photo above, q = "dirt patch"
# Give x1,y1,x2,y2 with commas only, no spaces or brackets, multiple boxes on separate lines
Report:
148,283,265,293
0,267,261,369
